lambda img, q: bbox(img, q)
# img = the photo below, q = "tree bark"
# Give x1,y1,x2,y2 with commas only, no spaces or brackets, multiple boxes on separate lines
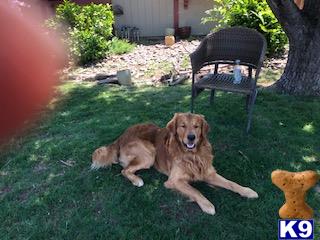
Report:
276,31,320,95
266,0,320,96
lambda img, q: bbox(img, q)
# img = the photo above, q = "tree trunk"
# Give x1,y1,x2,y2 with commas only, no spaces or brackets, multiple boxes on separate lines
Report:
276,33,320,96
267,0,320,96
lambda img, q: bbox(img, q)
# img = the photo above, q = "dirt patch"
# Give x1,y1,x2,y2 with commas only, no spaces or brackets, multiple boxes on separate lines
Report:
0,186,12,197
18,190,30,202
160,199,200,220
264,50,288,71
33,162,48,173
17,184,48,203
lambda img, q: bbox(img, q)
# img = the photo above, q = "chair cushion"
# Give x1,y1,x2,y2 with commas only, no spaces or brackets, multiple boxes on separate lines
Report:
194,73,253,94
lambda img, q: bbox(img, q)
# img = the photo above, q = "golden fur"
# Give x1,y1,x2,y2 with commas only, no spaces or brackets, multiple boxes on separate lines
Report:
92,113,258,215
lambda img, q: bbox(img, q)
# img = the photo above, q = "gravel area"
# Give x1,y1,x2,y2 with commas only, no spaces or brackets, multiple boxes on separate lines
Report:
65,39,288,86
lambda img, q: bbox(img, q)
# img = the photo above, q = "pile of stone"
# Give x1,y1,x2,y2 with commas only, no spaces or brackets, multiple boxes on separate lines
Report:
64,38,288,86
65,39,200,85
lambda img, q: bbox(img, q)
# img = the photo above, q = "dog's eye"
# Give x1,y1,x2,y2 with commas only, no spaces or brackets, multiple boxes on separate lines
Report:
194,125,199,129
181,124,186,128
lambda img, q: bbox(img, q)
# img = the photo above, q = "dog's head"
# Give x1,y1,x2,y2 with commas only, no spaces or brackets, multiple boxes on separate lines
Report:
166,113,210,152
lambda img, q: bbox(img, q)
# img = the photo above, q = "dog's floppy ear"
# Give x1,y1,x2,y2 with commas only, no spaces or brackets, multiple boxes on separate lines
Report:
201,115,210,137
166,113,179,134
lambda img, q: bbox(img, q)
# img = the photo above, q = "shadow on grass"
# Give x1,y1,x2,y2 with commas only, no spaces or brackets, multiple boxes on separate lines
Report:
0,82,319,240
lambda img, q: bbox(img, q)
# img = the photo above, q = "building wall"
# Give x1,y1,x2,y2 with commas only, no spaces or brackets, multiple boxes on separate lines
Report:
114,0,173,37
114,0,214,37
179,0,214,35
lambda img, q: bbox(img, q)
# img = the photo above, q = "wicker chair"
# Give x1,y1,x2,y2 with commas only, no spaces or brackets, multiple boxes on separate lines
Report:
190,27,266,133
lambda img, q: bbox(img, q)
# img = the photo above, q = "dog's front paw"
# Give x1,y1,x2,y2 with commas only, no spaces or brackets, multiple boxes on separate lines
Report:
199,201,216,215
241,187,258,198
133,178,144,187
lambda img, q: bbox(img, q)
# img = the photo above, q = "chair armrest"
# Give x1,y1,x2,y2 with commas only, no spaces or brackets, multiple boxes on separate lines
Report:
254,38,267,84
189,38,207,74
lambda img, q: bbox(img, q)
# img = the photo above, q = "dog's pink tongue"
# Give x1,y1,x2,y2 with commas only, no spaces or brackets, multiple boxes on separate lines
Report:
187,143,195,149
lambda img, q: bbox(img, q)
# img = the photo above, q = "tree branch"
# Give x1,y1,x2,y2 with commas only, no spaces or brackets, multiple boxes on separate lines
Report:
266,0,282,20
266,0,305,40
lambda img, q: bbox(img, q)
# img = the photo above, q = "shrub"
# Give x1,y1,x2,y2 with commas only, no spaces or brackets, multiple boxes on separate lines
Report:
50,0,115,65
55,0,81,28
75,3,114,39
70,29,110,65
202,0,287,56
108,38,136,55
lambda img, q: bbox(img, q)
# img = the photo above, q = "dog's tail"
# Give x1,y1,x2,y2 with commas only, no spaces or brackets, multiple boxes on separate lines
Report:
91,140,119,170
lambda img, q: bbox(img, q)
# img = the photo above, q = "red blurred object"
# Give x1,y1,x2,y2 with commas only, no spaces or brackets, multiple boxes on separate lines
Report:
0,2,65,142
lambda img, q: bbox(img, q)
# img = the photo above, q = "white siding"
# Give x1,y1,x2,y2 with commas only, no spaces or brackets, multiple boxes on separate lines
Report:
113,0,215,37
114,0,174,37
179,0,215,35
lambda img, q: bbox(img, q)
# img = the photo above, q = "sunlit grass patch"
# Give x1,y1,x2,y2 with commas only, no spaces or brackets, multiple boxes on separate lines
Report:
302,155,318,163
302,122,315,133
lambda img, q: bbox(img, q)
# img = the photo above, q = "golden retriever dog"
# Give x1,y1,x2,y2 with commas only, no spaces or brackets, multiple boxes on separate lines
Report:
92,113,258,215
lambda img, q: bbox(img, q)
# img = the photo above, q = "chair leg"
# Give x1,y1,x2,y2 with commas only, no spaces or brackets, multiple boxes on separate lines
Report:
246,90,257,134
246,94,250,113
209,89,215,106
191,86,195,113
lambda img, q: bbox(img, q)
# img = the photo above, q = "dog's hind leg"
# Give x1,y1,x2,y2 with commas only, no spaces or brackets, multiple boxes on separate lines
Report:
120,140,155,187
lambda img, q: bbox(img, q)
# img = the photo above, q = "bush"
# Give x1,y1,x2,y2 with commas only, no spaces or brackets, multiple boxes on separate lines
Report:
70,29,110,65
202,0,287,56
49,0,115,65
55,0,114,39
109,38,136,55
55,0,81,28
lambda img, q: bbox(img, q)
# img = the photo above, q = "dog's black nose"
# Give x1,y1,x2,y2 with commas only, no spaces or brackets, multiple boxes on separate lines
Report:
187,134,195,141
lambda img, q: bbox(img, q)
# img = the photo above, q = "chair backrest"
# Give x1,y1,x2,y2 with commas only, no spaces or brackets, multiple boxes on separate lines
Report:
191,27,266,72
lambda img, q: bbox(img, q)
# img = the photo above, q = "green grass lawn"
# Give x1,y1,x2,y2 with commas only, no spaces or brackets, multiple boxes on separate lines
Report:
0,83,319,239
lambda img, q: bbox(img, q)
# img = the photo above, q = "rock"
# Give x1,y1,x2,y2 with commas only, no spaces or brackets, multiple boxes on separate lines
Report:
83,74,96,81
95,73,114,80
67,74,77,80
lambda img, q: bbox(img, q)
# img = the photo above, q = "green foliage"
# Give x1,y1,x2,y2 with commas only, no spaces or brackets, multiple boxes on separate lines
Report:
108,38,136,55
55,0,80,28
202,0,288,55
75,3,114,39
50,0,126,65
55,0,113,38
70,29,109,65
